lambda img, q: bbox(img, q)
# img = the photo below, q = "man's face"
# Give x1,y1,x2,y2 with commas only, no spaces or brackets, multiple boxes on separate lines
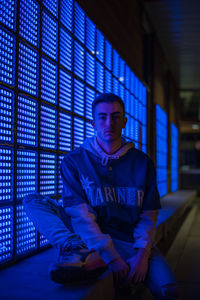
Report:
91,102,127,143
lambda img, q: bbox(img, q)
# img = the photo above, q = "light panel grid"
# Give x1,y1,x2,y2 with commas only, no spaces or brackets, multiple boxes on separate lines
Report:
0,26,15,86
119,84,124,102
86,122,95,138
130,72,135,94
40,104,57,149
39,234,49,248
0,86,14,143
86,87,95,120
17,150,37,200
18,42,38,96
59,112,72,151
41,57,57,104
17,95,38,146
0,147,13,202
74,78,84,116
60,27,72,71
74,41,84,80
60,0,73,32
96,29,104,63
86,17,95,53
42,10,57,60
43,0,58,18
0,0,16,30
86,52,95,87
119,58,125,83
105,40,112,71
74,117,84,149
58,155,65,195
74,2,85,44
105,70,112,93
59,69,72,111
96,62,104,93
156,105,168,197
19,0,39,47
113,77,119,95
39,152,56,195
171,123,178,192
16,205,37,256
125,65,130,89
0,206,13,264
113,50,119,78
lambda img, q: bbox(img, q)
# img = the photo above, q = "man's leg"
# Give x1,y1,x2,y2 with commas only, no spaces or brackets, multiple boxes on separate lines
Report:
146,247,181,299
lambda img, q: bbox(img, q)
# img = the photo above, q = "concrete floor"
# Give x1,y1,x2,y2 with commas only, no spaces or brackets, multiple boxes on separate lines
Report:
0,198,200,300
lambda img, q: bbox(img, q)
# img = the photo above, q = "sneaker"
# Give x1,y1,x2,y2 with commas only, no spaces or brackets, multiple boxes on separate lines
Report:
49,236,107,284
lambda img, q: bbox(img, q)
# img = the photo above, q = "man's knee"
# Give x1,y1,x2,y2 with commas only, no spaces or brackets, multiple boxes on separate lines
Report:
161,283,181,299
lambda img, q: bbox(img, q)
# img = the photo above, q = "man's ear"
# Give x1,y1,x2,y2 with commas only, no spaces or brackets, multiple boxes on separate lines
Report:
122,116,127,128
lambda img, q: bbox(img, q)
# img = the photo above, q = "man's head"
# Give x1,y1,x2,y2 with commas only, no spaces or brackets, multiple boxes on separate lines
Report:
91,93,127,144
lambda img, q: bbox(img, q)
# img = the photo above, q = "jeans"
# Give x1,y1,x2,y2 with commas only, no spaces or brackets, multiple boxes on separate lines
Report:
23,193,180,299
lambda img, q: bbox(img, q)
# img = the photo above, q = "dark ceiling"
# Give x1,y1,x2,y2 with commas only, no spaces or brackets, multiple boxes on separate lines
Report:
143,0,200,91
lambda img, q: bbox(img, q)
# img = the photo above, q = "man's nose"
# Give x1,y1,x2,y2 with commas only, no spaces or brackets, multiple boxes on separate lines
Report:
105,116,114,126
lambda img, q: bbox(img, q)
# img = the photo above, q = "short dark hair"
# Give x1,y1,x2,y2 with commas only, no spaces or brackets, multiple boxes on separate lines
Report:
92,93,125,118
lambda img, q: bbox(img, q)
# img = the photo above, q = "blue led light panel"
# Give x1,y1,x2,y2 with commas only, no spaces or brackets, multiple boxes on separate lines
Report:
74,41,84,80
41,57,57,104
17,95,38,146
60,27,72,71
105,40,112,71
74,79,84,116
113,50,119,78
130,72,135,95
105,70,112,93
0,86,14,143
119,58,125,83
171,123,178,192
96,62,104,93
96,30,104,63
58,155,65,195
18,42,38,96
40,105,56,149
113,77,119,96
0,0,16,30
74,2,85,44
43,0,58,17
119,84,124,102
59,69,72,111
0,26,15,86
86,52,95,87
60,0,73,32
59,112,72,151
39,152,56,195
125,65,130,89
19,0,39,47
86,87,95,120
42,10,57,60
86,122,95,138
86,17,95,53
74,117,84,149
0,147,13,202
39,234,49,248
16,205,37,255
0,206,13,264
17,150,37,200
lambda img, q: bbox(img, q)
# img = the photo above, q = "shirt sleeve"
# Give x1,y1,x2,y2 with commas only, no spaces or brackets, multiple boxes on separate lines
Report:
60,156,121,264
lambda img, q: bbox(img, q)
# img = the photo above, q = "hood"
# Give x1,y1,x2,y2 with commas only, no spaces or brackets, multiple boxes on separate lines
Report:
81,135,134,166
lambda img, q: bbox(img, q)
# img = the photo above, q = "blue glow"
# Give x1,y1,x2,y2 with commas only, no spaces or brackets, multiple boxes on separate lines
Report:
74,41,84,80
119,58,125,83
0,0,16,30
17,150,37,200
86,52,95,87
74,2,85,44
105,40,112,71
130,72,135,95
40,105,57,149
18,42,38,96
74,117,84,149
156,105,168,197
113,50,119,78
17,95,38,146
171,123,178,192
86,17,95,53
42,10,57,60
74,79,84,116
60,0,73,32
0,26,15,86
96,61,104,93
58,155,65,195
125,65,130,89
41,57,57,104
96,30,104,63
43,0,58,17
16,205,37,255
119,84,124,102
113,77,119,95
19,0,39,47
86,122,95,138
59,69,72,111
39,234,49,248
39,153,56,195
86,87,95,120
59,112,72,151
60,27,72,71
0,147,13,202
105,70,112,93
0,206,13,264
0,86,14,143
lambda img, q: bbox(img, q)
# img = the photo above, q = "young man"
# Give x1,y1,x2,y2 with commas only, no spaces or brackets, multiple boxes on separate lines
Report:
24,93,180,298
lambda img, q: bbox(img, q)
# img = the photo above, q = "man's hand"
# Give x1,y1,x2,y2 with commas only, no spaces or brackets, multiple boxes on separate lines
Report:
126,248,150,284
108,257,130,286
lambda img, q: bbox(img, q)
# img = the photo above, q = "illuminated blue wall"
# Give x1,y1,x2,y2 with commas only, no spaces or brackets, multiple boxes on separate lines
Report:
156,105,168,197
171,123,178,192
0,0,147,266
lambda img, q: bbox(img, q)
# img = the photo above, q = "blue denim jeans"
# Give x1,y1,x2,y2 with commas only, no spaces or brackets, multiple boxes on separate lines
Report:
23,193,180,299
